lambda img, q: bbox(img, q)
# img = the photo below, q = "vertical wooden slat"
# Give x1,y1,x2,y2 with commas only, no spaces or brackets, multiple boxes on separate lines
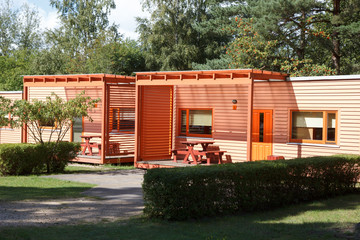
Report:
101,82,107,164
247,79,254,161
22,86,28,143
134,85,140,165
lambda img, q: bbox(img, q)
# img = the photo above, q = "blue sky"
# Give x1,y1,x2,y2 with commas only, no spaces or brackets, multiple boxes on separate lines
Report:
17,0,148,39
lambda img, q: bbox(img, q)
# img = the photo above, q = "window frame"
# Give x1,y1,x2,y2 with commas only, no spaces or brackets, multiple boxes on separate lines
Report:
38,118,57,129
178,108,213,138
289,110,338,145
110,107,135,134
1,113,12,129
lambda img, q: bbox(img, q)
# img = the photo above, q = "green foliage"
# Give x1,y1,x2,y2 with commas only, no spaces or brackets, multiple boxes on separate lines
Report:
137,0,233,71
143,155,360,220
0,143,45,176
226,18,335,76
9,92,100,144
43,142,81,173
0,142,80,176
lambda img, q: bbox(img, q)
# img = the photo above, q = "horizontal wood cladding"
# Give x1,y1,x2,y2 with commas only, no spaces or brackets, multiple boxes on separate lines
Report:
0,92,22,144
175,84,250,161
254,80,360,158
107,84,136,156
173,80,360,162
27,87,103,143
140,86,173,161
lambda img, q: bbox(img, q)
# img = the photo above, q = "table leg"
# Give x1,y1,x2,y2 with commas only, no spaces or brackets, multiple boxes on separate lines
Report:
218,153,224,164
190,151,199,164
182,146,192,163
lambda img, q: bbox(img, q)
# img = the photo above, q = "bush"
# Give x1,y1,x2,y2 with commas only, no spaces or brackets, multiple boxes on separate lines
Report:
142,155,360,220
0,144,45,176
0,142,80,176
42,142,80,173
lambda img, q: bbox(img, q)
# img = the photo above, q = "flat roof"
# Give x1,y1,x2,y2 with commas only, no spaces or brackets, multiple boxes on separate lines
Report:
23,74,135,87
0,91,22,94
136,69,289,85
289,74,360,81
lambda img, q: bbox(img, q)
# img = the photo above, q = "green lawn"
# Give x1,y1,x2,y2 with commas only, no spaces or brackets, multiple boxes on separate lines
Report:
1,194,360,240
0,176,94,201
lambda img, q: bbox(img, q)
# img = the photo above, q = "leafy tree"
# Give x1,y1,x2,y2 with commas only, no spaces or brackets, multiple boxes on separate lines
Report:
226,18,335,76
10,92,99,144
48,0,118,64
1,92,99,173
137,0,238,71
246,0,360,74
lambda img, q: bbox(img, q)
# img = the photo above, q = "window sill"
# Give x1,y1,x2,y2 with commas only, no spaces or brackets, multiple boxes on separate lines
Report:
176,136,214,140
287,142,340,148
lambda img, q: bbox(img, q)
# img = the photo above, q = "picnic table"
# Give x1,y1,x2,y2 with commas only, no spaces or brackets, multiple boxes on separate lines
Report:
178,140,226,165
80,135,102,156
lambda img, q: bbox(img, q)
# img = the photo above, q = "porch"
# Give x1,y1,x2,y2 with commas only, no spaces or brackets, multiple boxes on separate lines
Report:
134,69,289,168
22,74,136,164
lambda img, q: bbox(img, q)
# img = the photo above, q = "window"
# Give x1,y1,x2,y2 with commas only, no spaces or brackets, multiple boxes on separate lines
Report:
1,113,12,128
290,110,337,144
179,109,213,137
110,107,135,133
39,118,56,129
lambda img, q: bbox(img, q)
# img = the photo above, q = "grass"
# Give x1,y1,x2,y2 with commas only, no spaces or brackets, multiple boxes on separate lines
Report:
0,176,94,201
0,193,360,240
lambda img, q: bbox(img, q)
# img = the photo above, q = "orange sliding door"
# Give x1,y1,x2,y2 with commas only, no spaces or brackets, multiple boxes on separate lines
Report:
140,86,173,161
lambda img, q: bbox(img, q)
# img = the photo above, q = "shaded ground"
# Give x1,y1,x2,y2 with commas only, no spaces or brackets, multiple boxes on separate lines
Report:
0,169,145,226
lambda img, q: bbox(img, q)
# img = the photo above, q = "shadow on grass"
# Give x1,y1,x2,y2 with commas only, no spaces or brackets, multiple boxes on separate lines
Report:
0,186,92,202
0,194,359,240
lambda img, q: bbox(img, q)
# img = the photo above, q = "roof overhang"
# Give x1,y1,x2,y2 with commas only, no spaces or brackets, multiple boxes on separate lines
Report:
135,69,288,86
23,74,135,87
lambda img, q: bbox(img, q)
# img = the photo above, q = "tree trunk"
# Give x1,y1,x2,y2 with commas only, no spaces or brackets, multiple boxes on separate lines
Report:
332,0,341,74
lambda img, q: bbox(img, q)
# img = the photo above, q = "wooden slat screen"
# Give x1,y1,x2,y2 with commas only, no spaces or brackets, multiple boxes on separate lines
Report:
140,86,173,161
106,84,135,156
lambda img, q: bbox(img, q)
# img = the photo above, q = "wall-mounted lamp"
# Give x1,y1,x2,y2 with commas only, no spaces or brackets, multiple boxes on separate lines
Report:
232,99,237,110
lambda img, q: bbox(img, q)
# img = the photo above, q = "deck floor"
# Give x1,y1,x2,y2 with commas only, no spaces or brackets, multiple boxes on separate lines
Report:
72,154,134,164
135,159,215,169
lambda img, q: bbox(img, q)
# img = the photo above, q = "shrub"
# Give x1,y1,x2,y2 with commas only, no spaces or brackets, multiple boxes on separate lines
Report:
142,155,360,220
0,142,80,176
43,142,81,173
0,144,45,176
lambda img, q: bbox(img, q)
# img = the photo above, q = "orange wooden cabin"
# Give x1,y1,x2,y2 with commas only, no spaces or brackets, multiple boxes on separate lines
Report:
22,74,135,164
134,69,360,168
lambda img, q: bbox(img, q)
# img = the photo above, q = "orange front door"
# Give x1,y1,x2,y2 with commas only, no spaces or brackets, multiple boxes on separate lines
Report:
252,110,273,161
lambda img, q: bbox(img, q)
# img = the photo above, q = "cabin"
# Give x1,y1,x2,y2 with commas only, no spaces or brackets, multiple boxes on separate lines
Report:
22,74,136,164
134,69,360,168
0,91,23,144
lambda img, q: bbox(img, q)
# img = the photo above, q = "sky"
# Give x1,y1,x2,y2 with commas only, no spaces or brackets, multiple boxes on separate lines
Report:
16,0,149,40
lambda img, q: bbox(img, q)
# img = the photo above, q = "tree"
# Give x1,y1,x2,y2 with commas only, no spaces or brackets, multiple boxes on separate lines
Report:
225,18,335,76
246,0,360,74
48,0,118,64
137,0,238,71
11,92,100,144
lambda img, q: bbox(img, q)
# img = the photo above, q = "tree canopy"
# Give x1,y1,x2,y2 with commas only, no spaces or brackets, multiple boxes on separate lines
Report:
0,0,360,91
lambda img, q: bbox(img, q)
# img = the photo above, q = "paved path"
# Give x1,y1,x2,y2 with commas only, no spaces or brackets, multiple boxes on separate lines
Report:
0,169,146,226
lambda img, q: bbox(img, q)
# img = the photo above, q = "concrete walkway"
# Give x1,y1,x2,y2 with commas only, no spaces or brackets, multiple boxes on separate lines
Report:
0,169,146,226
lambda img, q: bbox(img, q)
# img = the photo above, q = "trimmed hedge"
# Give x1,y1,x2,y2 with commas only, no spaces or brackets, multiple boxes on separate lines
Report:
0,142,80,176
43,142,81,173
143,155,360,220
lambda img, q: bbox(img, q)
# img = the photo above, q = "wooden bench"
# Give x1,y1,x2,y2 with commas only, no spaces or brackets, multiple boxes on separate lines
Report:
80,142,101,156
172,149,188,162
